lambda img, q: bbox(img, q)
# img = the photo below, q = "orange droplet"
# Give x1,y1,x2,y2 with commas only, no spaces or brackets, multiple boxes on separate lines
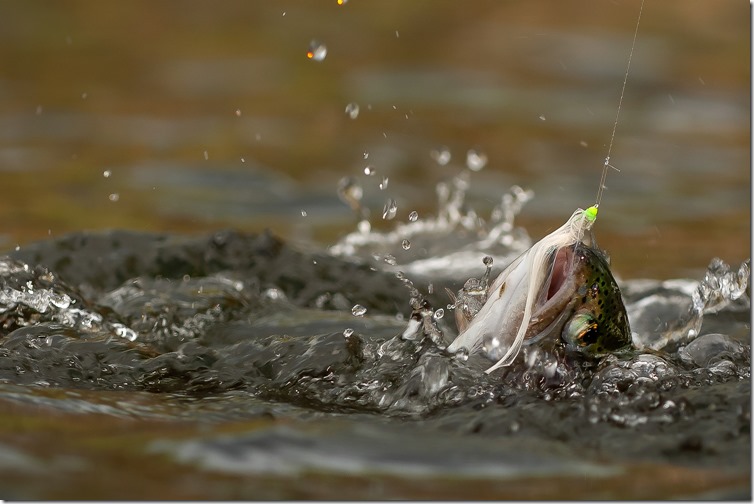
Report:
306,51,314,59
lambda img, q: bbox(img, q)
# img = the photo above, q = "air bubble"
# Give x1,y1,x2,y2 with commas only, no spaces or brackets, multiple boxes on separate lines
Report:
345,102,359,119
306,40,327,61
352,304,367,317
408,211,418,222
401,239,411,250
382,198,397,220
466,149,487,171
430,146,451,166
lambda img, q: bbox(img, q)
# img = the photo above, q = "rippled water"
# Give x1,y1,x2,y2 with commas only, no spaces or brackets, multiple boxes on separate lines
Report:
0,179,750,499
0,1,749,499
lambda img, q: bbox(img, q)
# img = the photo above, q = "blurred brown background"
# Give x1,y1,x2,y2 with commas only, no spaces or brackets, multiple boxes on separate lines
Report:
0,0,748,279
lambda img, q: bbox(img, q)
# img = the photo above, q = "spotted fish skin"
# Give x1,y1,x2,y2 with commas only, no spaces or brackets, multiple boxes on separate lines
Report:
557,243,632,355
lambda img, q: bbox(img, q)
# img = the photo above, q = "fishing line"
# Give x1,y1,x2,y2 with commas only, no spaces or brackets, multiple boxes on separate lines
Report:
594,0,645,210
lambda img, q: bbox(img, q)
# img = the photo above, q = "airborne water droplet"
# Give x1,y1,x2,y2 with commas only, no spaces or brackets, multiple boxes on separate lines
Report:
108,193,119,202
352,304,367,317
434,308,444,320
379,176,389,190
345,102,359,119
306,40,327,61
466,149,487,171
357,219,370,234
102,170,111,178
383,254,397,266
408,210,418,222
343,328,354,337
430,146,451,166
401,239,411,250
382,198,397,220
364,165,376,176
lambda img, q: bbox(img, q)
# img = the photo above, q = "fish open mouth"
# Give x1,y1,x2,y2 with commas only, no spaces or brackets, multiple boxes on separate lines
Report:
546,246,574,301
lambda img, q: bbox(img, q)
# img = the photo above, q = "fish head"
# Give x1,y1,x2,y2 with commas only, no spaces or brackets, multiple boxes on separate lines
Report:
533,240,632,356
447,208,633,371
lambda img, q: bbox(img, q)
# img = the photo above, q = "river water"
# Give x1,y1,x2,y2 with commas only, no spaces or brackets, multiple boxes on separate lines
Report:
0,1,749,499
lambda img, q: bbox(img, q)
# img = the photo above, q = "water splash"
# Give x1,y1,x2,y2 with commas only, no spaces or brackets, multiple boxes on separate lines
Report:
330,172,533,280
629,258,750,351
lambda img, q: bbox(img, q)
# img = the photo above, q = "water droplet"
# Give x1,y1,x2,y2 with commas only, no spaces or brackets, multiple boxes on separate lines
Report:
102,170,111,178
337,177,363,208
345,102,359,119
364,165,376,176
395,30,400,38
263,288,287,301
539,114,546,121
408,210,418,222
203,150,209,160
383,254,397,266
401,239,411,250
35,105,43,115
483,256,493,266
428,283,434,294
306,40,327,61
81,92,88,99
357,219,370,234
434,308,445,319
363,151,369,159
466,149,487,171
235,109,242,117
300,210,307,217
108,193,119,202
382,198,397,220
379,177,389,190
337,0,348,4
580,140,588,147
431,146,451,166
352,304,367,317
343,328,354,337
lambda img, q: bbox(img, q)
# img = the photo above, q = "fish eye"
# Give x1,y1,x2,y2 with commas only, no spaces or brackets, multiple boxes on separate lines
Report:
562,313,600,349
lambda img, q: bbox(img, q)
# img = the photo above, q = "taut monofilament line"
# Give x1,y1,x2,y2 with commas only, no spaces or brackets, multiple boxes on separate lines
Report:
595,0,645,210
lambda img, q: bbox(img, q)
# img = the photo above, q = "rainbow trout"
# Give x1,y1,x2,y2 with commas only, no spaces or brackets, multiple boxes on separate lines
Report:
447,207,632,373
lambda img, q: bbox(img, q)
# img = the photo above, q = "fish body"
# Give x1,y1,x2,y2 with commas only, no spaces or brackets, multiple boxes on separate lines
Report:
447,208,632,373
